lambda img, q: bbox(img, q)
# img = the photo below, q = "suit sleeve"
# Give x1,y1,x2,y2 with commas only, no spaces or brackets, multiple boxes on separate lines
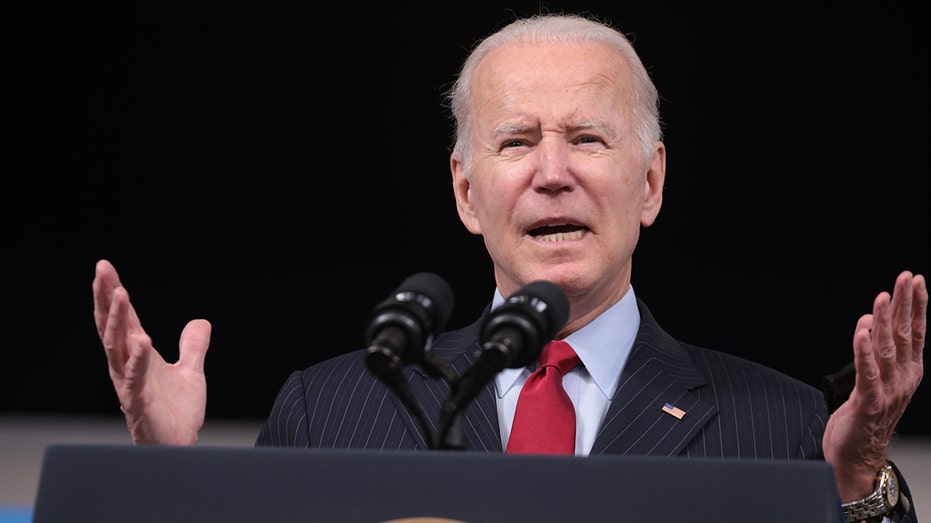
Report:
255,370,310,447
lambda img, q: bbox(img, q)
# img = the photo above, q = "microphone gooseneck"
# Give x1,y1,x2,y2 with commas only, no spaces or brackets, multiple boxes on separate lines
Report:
437,280,570,449
362,272,455,449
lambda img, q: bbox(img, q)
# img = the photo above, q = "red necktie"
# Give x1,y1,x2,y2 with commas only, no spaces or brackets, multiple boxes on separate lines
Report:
506,340,580,455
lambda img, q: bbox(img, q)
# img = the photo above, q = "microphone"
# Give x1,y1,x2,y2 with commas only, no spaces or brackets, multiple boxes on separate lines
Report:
364,272,455,379
479,280,570,370
437,280,569,449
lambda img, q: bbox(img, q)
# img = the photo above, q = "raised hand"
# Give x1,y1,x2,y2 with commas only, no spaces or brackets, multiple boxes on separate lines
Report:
93,259,211,445
823,270,927,501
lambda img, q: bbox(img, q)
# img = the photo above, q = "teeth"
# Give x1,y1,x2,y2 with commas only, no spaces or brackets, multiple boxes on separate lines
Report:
535,229,584,242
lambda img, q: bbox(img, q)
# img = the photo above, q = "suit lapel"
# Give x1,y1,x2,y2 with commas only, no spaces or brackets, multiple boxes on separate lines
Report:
404,312,504,452
590,300,716,457
446,349,504,452
400,299,717,457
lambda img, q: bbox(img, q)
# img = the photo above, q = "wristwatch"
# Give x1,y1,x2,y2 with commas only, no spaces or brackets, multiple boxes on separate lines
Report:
841,464,899,522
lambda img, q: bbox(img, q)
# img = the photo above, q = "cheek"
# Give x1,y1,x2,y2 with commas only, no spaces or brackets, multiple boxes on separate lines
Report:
480,202,511,235
611,169,647,205
602,183,646,229
471,178,511,219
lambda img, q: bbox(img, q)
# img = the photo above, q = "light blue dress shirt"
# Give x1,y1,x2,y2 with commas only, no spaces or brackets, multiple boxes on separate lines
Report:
494,285,641,456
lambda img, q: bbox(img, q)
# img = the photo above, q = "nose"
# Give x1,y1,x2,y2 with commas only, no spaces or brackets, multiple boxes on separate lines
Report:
531,138,575,193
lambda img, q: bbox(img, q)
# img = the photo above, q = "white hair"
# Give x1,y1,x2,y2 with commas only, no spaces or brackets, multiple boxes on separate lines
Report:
445,13,663,175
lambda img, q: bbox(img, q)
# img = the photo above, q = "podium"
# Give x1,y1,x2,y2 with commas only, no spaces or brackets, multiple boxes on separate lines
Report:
32,444,842,522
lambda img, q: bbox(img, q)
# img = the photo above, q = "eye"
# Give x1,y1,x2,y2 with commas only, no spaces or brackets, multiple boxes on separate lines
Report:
503,139,527,149
576,135,603,145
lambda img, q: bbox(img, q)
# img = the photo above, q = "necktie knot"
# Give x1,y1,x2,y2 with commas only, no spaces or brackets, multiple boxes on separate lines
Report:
505,340,579,455
538,340,580,375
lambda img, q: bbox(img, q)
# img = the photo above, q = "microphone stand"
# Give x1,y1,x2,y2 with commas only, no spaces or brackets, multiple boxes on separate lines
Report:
367,346,461,451
436,341,509,450
426,352,468,451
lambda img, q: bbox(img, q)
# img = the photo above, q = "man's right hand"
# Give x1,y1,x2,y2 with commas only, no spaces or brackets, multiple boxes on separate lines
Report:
93,259,210,445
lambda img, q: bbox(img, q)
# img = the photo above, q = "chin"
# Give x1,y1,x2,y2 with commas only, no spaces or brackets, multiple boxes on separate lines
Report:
525,266,591,292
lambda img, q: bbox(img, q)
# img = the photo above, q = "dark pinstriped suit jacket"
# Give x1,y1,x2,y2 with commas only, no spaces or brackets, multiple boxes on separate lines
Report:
255,298,917,520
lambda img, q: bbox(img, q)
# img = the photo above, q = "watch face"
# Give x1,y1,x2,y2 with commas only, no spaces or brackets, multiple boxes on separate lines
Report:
884,469,899,508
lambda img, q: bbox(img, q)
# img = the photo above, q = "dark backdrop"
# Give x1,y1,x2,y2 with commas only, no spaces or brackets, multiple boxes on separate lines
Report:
6,3,930,436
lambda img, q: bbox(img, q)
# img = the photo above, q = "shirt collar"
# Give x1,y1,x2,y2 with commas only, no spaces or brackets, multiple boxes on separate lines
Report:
494,285,641,400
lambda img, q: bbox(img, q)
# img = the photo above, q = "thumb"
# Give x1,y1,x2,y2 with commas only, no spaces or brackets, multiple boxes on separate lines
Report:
178,319,211,372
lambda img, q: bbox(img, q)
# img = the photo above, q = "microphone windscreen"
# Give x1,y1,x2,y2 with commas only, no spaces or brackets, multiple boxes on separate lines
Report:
514,280,569,340
393,272,455,334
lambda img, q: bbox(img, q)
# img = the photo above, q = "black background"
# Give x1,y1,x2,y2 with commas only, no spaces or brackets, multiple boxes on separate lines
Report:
5,3,930,436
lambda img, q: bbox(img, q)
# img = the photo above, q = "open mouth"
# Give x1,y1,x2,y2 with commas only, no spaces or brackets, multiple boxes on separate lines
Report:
529,224,587,242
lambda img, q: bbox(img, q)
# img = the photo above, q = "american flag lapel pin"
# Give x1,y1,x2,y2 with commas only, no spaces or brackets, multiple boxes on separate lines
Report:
661,402,686,419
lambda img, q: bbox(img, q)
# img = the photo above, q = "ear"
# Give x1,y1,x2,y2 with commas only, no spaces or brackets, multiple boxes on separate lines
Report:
451,153,483,234
640,142,666,227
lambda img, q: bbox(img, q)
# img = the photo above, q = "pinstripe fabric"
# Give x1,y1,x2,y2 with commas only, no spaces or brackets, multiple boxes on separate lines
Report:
255,312,499,452
589,304,826,460
254,298,917,521
255,298,828,460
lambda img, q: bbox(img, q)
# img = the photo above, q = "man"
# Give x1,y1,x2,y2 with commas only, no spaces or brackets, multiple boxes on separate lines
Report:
93,13,926,522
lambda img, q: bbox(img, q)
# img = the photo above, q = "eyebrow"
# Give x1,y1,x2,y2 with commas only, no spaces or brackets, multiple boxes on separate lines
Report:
491,123,530,141
491,119,616,140
568,119,615,137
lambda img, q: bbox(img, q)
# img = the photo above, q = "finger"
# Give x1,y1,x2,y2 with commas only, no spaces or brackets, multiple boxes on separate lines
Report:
871,288,896,381
93,259,122,339
890,271,915,368
178,319,212,373
912,274,928,366
852,313,880,402
123,329,154,398
102,287,131,378
93,259,145,338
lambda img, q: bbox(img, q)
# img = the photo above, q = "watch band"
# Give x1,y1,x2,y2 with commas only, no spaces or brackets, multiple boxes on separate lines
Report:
841,464,899,522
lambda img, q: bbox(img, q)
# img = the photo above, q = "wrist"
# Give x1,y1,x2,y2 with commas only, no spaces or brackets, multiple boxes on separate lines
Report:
833,459,888,502
840,464,900,523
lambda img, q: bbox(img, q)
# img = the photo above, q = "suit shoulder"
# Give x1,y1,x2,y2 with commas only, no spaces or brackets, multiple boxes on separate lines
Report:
681,341,821,396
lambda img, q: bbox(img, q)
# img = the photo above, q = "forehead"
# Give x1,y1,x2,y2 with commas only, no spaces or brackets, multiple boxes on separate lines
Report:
470,40,634,125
